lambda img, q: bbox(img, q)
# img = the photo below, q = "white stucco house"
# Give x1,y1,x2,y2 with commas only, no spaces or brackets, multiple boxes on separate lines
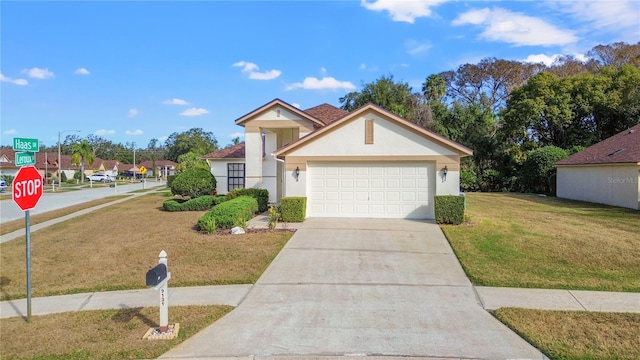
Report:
204,99,473,219
556,123,640,210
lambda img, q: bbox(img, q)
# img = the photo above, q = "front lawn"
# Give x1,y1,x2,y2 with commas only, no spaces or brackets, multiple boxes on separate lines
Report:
495,308,640,360
0,192,293,300
442,193,640,291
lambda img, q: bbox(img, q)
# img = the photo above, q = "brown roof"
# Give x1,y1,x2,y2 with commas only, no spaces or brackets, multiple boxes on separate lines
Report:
556,123,640,165
303,103,348,125
139,160,177,169
202,142,245,159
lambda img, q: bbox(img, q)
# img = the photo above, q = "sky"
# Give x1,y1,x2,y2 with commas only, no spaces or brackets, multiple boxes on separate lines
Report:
1,0,639,149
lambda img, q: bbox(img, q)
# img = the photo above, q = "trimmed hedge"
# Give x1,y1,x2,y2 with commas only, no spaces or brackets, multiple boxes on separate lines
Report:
434,195,465,225
166,174,177,187
198,196,258,232
163,195,226,212
170,168,217,198
280,197,306,222
225,188,269,213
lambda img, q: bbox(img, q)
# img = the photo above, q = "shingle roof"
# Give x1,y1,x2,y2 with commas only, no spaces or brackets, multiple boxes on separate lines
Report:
202,143,245,159
303,103,348,125
556,123,640,165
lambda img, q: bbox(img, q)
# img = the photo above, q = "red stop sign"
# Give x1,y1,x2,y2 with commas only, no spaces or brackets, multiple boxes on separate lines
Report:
12,165,43,211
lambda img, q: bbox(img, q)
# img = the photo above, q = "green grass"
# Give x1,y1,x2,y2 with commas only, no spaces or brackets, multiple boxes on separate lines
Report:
442,193,640,291
494,308,640,360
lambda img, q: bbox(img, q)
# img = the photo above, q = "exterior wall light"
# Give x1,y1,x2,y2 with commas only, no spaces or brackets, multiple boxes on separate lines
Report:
442,165,448,181
295,166,300,181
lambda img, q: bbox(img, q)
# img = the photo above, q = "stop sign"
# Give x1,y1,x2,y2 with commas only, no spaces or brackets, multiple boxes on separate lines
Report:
13,165,43,211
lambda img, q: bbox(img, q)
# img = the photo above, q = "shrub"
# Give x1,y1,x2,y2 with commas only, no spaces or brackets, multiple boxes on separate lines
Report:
163,195,225,212
268,206,281,229
520,146,568,195
460,169,478,192
225,188,269,213
166,175,177,187
60,172,67,182
280,197,306,222
434,195,465,225
198,196,258,232
170,168,216,198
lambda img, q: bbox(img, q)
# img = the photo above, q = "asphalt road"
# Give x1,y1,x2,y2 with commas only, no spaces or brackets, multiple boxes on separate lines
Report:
0,181,166,223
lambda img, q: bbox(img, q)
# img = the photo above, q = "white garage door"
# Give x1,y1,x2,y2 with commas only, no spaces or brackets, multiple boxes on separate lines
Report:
308,162,435,219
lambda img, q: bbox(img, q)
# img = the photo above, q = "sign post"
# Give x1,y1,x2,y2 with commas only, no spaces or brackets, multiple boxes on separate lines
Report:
12,164,43,323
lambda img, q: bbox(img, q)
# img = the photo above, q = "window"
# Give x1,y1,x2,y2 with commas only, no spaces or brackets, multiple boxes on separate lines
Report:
227,163,245,191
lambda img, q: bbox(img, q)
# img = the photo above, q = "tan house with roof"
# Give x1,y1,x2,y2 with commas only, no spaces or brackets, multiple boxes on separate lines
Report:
556,123,640,210
203,99,473,219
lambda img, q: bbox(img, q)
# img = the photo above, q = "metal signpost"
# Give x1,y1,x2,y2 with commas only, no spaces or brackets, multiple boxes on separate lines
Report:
12,137,42,323
12,164,43,323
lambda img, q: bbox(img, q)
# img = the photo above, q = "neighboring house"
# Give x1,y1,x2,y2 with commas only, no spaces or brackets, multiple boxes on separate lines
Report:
204,99,473,219
139,160,177,177
556,123,640,210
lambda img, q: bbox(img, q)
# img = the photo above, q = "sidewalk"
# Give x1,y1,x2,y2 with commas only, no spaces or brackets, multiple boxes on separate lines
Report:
2,285,638,319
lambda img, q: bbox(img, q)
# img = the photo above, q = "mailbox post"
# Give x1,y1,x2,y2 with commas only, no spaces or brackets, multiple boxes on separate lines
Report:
146,250,171,333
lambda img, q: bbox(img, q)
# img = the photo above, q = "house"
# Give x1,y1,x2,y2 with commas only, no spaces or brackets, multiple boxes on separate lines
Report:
203,99,473,219
556,123,640,210
139,160,177,177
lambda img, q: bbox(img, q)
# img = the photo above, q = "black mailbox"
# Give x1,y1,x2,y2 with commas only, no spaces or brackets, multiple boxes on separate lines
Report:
146,263,167,286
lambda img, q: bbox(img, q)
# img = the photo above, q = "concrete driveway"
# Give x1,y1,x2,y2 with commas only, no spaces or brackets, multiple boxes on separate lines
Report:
161,218,545,359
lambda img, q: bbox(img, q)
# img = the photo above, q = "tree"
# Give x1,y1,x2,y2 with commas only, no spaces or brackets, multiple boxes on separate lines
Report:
587,42,640,69
439,58,542,114
339,75,416,119
70,139,96,184
520,146,568,195
165,128,218,162
176,151,210,172
231,137,241,146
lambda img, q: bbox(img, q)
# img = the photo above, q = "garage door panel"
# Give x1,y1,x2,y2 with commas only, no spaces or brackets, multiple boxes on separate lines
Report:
308,162,435,219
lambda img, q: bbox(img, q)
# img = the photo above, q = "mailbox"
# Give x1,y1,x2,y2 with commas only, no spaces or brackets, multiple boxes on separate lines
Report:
146,263,167,286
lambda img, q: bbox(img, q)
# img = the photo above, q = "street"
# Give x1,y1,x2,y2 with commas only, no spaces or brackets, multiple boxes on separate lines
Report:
0,181,166,223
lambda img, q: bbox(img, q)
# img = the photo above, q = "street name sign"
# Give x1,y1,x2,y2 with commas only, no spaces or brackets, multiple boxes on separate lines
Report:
15,152,36,166
13,138,39,152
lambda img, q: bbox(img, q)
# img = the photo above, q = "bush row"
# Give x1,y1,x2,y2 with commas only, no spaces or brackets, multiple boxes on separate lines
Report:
198,196,258,232
162,195,226,212
434,195,465,225
225,188,269,213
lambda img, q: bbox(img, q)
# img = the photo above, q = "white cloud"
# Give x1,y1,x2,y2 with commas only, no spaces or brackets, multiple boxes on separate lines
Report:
3,128,17,135
125,129,144,136
158,136,168,142
360,63,367,70
22,67,55,79
128,108,139,117
163,98,190,105
74,68,90,75
291,103,301,109
229,132,245,139
0,73,28,85
320,67,327,74
361,0,450,23
95,129,116,136
232,61,281,80
523,53,588,67
406,39,432,55
180,107,209,116
452,7,578,46
554,1,639,41
286,76,356,91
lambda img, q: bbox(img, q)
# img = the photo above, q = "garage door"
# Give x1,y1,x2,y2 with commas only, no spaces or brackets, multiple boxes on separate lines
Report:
308,162,435,219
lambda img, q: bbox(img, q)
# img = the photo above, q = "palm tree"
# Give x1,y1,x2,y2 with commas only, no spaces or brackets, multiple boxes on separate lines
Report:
71,140,96,184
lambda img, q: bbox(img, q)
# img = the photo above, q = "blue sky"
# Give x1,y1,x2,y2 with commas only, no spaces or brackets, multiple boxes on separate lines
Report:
2,1,638,149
